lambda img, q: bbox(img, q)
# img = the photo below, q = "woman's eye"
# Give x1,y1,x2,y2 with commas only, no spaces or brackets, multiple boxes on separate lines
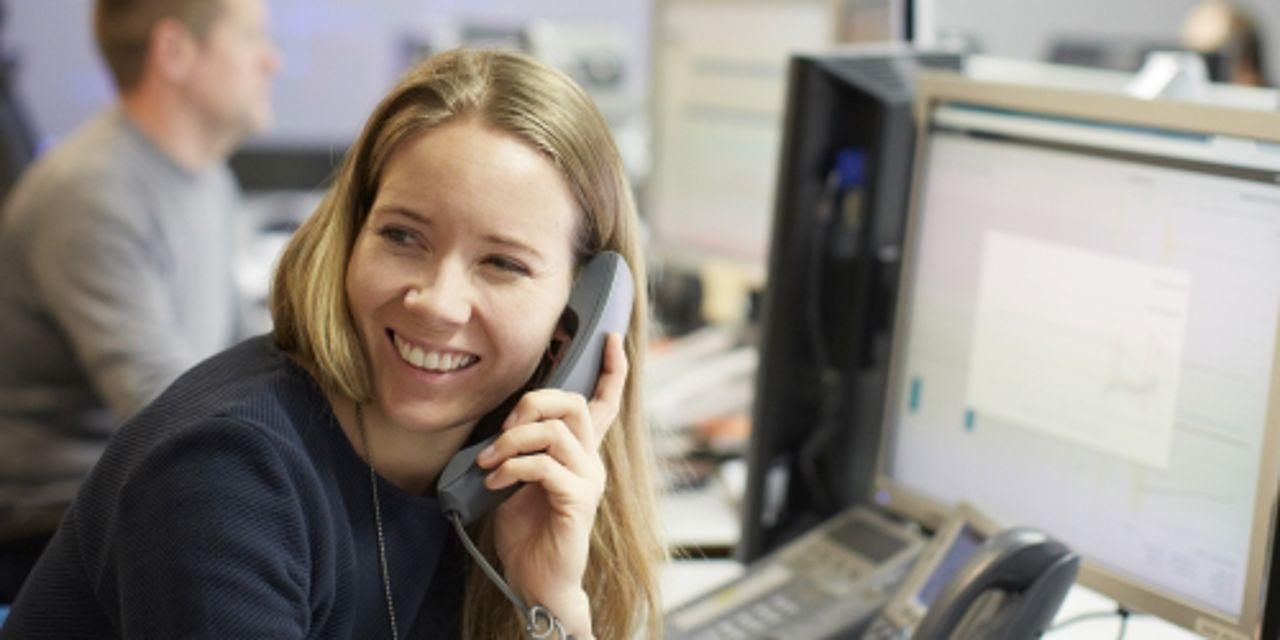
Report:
485,255,531,276
377,225,417,247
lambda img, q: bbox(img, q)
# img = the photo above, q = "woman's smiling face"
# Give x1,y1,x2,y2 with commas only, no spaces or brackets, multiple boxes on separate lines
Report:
345,117,579,435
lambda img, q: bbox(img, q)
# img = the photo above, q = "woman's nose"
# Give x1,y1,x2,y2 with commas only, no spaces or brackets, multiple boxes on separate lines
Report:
403,262,472,329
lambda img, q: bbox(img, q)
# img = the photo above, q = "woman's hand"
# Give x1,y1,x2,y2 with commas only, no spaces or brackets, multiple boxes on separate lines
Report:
477,332,628,639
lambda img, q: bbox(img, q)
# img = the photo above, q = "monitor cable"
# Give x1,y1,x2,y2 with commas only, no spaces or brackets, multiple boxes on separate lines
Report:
796,149,867,515
1043,605,1133,639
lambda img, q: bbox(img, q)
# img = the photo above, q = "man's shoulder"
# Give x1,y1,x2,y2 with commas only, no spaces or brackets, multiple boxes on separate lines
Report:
30,110,135,180
5,111,146,227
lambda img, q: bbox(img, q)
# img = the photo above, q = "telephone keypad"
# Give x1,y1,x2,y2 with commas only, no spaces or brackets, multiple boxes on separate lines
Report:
750,601,782,626
861,616,909,640
667,508,926,640
783,538,872,596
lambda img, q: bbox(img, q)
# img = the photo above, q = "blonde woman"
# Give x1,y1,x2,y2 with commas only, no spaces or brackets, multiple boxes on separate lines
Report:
4,49,664,639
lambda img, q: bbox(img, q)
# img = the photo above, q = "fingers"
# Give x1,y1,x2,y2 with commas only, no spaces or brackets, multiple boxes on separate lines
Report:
477,419,598,479
588,332,628,440
503,388,594,450
484,453,602,507
502,333,629,450
478,333,626,510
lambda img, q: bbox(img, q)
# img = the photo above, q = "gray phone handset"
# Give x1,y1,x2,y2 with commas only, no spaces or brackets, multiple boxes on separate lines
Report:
909,527,1080,640
436,251,634,525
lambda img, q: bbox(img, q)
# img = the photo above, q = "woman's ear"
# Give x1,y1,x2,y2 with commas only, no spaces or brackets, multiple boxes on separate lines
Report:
526,322,572,389
547,323,574,366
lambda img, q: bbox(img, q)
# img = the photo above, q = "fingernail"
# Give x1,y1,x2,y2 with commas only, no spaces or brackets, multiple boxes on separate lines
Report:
478,444,496,464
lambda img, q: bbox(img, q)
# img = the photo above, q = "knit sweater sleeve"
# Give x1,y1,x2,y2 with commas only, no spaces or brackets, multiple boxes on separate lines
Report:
110,419,313,638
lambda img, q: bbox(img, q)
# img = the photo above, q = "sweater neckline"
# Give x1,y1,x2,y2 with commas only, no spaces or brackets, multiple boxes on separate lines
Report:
276,342,448,513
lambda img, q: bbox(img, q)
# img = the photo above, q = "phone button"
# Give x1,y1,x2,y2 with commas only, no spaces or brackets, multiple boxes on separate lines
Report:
712,618,747,639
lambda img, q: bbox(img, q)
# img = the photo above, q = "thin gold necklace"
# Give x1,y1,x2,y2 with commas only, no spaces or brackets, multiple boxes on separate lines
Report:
355,402,399,639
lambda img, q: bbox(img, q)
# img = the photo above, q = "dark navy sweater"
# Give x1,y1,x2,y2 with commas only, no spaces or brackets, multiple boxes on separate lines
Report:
1,337,464,638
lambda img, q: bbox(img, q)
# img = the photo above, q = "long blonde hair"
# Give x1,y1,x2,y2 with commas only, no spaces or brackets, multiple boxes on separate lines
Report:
270,49,665,638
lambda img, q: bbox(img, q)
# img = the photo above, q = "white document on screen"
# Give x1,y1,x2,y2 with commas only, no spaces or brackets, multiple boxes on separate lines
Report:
964,231,1191,468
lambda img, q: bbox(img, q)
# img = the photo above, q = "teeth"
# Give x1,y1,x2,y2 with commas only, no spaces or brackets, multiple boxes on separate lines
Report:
393,332,474,373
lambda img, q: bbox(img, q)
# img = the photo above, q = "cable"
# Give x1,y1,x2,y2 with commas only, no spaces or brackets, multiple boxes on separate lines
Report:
1116,607,1130,640
804,169,840,375
796,150,868,514
1043,606,1133,637
795,169,844,513
448,512,574,640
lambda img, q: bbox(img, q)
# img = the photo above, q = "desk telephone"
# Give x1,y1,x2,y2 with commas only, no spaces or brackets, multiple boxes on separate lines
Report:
437,251,634,524
666,504,1079,640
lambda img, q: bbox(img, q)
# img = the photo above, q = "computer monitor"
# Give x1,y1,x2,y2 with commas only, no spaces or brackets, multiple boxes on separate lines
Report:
874,70,1280,637
647,0,842,280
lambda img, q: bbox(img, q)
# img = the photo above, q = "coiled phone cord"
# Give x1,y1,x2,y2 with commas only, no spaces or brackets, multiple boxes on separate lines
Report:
448,512,575,640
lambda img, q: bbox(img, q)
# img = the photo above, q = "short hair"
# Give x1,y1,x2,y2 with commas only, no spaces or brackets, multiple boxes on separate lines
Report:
270,49,664,638
1230,10,1267,84
94,0,227,92
1182,0,1270,86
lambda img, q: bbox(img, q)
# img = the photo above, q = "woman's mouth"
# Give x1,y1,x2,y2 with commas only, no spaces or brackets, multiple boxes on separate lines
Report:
389,331,479,373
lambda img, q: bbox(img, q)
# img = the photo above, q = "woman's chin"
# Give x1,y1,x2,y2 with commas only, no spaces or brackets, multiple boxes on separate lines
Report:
380,399,477,436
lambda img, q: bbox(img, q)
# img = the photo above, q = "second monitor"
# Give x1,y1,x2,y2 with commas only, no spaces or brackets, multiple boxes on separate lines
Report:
875,71,1280,637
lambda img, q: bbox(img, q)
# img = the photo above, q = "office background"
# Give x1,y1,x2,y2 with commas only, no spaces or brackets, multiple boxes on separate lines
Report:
3,1,1280,637
926,0,1278,69
6,0,1278,149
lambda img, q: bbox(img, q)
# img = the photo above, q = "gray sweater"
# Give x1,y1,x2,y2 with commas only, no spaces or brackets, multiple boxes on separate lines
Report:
0,107,241,534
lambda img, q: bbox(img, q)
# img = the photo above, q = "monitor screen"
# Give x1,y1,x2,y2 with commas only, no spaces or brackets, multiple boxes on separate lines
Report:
647,0,837,276
875,72,1280,636
909,524,984,612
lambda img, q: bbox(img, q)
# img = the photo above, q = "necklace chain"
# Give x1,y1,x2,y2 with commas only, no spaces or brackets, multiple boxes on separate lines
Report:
355,402,399,639
355,403,573,639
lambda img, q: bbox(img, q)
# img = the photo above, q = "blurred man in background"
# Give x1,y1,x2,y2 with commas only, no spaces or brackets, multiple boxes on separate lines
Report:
1181,0,1270,86
0,0,278,601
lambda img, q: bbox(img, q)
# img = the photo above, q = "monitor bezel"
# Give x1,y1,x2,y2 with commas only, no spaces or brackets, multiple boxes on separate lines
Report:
872,70,1280,637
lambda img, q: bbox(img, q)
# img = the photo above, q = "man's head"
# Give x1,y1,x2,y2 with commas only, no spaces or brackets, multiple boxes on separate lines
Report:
1181,0,1269,87
95,0,279,145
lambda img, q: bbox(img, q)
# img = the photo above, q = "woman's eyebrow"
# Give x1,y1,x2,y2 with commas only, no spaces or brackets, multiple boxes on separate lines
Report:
372,204,433,227
482,232,545,262
372,204,548,263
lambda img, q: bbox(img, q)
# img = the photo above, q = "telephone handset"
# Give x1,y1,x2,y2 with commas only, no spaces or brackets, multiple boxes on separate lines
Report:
859,504,1000,639
437,251,634,525
908,527,1080,640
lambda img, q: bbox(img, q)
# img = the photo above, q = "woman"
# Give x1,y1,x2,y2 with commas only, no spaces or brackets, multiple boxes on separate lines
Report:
3,49,664,639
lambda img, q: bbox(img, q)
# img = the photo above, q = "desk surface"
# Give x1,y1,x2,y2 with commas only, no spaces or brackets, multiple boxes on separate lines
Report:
661,559,1203,639
661,473,741,555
